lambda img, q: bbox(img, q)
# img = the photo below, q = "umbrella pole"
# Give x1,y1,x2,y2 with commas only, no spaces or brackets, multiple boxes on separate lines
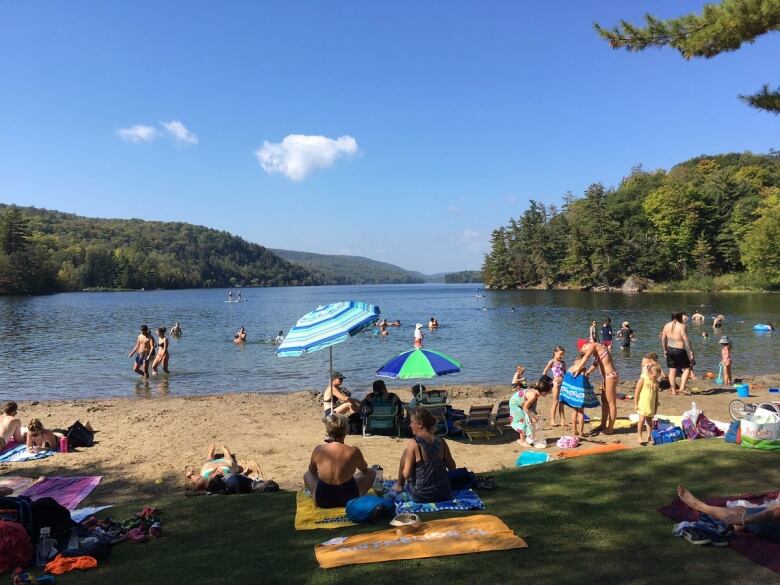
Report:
329,346,334,413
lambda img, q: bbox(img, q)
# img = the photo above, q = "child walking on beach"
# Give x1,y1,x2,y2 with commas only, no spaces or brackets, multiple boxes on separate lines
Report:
719,336,733,385
635,364,662,445
542,346,566,426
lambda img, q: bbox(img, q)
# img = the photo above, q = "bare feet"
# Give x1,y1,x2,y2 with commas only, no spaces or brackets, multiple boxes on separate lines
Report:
677,485,704,512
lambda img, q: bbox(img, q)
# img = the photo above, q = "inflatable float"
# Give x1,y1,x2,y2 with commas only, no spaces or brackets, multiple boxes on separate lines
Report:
753,324,774,331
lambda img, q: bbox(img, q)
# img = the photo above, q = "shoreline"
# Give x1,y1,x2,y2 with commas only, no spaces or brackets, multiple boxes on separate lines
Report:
3,374,779,506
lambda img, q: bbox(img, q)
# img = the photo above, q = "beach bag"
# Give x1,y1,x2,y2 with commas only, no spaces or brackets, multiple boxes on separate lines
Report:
651,426,685,445
345,495,394,523
0,520,33,573
347,413,362,435
447,468,477,490
695,413,723,438
724,420,741,444
65,421,94,449
0,497,34,539
740,409,780,451
29,497,73,547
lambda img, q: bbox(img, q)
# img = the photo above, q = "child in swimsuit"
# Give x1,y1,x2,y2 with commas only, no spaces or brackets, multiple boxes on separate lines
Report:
635,364,661,444
511,365,526,390
542,346,566,426
509,382,550,447
719,335,733,385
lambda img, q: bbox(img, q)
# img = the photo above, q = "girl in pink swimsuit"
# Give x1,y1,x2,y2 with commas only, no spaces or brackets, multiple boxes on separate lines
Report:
542,346,566,426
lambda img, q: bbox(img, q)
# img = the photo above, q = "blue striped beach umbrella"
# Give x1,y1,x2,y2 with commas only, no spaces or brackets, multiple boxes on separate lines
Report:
276,301,380,393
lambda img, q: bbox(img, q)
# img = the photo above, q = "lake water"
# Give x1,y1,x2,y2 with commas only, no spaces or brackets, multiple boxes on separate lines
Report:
0,284,778,401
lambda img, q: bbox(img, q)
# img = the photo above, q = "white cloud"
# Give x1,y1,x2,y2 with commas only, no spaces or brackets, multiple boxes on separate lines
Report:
161,120,198,145
255,134,359,181
117,124,158,143
447,205,460,214
460,228,485,251
505,194,517,204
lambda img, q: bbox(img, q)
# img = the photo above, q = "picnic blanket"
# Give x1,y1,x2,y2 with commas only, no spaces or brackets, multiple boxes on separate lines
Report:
0,444,56,463
295,490,363,531
19,476,102,510
658,491,780,573
0,476,37,495
383,480,485,514
315,514,527,568
556,443,629,459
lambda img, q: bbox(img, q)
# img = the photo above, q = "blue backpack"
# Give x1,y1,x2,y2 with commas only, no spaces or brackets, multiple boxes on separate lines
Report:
345,495,394,523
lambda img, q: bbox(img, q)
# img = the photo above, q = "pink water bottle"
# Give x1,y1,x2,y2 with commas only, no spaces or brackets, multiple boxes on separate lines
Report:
59,436,69,453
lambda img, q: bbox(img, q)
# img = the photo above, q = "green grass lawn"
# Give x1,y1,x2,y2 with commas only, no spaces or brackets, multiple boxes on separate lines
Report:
53,441,778,585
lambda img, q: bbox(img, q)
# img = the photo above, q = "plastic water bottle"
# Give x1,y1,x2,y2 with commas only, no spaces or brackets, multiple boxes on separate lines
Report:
371,465,385,495
36,526,57,567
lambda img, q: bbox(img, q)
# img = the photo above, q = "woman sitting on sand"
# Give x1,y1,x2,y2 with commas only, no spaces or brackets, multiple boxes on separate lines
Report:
394,408,456,503
304,415,375,508
185,444,265,493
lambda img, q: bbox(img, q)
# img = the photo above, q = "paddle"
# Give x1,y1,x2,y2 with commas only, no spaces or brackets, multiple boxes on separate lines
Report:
716,363,724,385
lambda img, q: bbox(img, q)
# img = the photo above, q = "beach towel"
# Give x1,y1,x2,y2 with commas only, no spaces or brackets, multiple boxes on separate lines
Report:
71,505,113,523
0,476,37,496
0,444,55,463
559,372,600,409
515,452,551,466
19,476,102,510
295,490,370,531
383,480,485,514
658,491,780,573
556,443,629,459
315,514,527,568
589,417,634,430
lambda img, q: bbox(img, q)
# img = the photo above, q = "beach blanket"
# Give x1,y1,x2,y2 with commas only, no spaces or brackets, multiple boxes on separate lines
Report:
658,491,780,573
19,476,102,510
315,514,527,568
556,443,629,459
295,490,360,531
0,444,55,463
71,505,113,523
0,476,37,495
383,480,485,514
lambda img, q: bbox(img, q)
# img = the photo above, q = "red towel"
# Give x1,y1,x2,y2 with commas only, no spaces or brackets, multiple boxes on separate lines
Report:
658,491,780,573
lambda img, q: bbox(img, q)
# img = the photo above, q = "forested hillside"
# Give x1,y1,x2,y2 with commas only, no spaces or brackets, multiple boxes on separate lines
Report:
0,206,322,294
482,152,780,291
444,270,483,284
271,249,425,284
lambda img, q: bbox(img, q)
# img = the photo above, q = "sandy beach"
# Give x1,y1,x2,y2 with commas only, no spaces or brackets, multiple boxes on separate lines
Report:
3,374,779,506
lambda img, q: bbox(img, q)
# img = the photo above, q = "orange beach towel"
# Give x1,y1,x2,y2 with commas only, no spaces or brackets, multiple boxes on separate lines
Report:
315,514,527,569
556,443,629,459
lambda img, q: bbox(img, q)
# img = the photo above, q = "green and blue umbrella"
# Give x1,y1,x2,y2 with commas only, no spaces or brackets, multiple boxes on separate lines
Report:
376,348,461,379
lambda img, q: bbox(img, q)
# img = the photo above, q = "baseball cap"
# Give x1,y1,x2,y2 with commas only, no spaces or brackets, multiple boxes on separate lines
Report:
331,371,345,380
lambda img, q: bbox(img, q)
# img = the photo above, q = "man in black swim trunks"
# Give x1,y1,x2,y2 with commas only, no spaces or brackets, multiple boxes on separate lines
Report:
661,312,695,395
303,415,375,508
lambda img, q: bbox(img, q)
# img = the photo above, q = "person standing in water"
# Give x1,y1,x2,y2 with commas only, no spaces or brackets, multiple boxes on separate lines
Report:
661,312,694,395
228,290,233,301
171,322,182,337
414,323,424,348
237,290,242,302
274,330,285,344
589,320,599,343
234,327,247,343
129,325,155,378
152,326,170,374
600,317,614,351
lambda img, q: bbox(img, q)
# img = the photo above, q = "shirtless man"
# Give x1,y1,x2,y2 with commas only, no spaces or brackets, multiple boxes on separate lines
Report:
691,311,705,323
129,325,155,378
661,312,695,395
303,414,375,508
0,402,24,450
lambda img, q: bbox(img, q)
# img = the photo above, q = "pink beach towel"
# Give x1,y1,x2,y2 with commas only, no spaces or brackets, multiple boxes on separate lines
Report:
658,491,780,573
19,476,102,510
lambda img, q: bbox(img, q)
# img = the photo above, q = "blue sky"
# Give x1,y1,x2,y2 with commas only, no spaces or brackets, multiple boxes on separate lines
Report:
1,1,777,273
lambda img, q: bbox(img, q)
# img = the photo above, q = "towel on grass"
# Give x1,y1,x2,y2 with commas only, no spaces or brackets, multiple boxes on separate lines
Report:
315,514,527,568
515,452,551,467
556,443,629,459
0,476,37,495
658,491,780,573
588,417,635,430
383,480,485,514
0,444,55,463
20,476,102,510
294,489,376,531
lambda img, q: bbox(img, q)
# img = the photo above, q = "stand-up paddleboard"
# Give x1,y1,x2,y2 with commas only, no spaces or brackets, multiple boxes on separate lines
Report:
224,299,248,303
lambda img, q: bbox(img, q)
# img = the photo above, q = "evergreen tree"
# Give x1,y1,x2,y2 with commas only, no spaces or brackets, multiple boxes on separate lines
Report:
595,0,780,113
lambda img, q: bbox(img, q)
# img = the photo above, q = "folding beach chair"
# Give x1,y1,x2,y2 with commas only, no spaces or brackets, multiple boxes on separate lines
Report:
363,399,400,437
418,392,449,437
457,405,496,442
493,400,511,434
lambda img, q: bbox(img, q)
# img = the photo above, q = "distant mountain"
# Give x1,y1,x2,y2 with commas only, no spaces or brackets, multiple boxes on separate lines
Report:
271,249,426,284
0,204,322,294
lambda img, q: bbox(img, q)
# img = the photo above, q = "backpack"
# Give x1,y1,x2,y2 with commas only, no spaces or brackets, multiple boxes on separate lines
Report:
29,498,73,547
695,413,723,438
66,421,94,449
0,520,33,573
345,495,394,523
0,497,34,539
347,413,362,435
447,468,477,490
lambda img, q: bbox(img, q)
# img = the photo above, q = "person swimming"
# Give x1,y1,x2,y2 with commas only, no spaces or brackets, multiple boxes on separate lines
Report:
274,330,285,344
171,322,182,336
234,327,247,343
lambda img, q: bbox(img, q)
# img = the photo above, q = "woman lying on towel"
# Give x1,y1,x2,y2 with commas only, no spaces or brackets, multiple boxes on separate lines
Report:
304,414,376,508
394,407,457,503
26,419,60,453
677,485,780,541
185,444,266,493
